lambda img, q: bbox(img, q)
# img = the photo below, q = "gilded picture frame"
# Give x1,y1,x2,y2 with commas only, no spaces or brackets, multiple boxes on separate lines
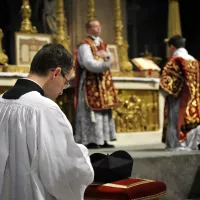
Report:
107,44,120,72
15,32,52,66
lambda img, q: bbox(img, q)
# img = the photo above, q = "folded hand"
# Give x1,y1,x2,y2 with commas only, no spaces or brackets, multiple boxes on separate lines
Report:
96,50,109,58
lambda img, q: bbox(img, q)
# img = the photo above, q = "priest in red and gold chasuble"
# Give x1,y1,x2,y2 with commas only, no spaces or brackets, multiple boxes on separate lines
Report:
74,20,118,149
161,57,200,140
74,37,118,111
160,35,200,150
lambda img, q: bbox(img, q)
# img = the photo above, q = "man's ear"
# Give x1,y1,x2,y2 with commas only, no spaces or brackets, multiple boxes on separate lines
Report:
51,67,61,80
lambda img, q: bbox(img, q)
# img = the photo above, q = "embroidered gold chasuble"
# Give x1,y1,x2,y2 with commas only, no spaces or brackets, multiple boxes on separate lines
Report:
74,37,118,110
160,57,200,142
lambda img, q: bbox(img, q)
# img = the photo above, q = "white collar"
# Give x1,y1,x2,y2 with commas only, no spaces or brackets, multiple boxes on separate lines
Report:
172,48,188,58
88,35,102,46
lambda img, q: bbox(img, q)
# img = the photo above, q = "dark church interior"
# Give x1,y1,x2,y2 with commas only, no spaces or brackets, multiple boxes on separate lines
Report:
0,0,200,66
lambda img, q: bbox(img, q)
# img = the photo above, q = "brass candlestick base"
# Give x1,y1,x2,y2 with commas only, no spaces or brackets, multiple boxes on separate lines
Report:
55,0,71,52
117,42,132,71
20,0,37,33
114,0,132,72
0,29,8,66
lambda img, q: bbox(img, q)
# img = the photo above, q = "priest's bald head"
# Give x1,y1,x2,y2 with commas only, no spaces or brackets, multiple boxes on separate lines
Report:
28,43,73,100
86,19,101,37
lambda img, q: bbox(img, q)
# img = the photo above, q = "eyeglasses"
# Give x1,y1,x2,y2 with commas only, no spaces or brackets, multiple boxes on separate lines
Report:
60,70,70,89
51,69,70,89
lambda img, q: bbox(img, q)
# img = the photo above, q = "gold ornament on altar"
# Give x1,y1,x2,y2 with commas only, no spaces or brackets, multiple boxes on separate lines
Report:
55,0,71,52
114,0,132,72
20,0,37,33
113,90,159,132
88,0,95,20
0,29,8,66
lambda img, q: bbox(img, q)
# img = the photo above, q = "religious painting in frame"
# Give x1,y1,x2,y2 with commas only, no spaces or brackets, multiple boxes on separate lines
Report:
15,32,52,66
107,44,120,72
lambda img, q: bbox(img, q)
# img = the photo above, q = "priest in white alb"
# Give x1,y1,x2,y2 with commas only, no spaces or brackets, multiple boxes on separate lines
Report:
0,43,94,200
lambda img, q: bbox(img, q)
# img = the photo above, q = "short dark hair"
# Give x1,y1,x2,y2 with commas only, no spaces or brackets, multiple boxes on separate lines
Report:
85,19,99,29
168,35,186,49
30,43,73,76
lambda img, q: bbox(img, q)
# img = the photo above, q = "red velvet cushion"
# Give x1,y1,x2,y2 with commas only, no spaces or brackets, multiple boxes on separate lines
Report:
85,178,166,200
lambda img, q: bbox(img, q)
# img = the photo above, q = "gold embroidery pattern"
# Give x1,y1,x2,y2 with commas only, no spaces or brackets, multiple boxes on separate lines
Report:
83,37,118,110
85,70,118,110
92,179,155,189
182,60,200,125
160,60,184,97
161,58,200,133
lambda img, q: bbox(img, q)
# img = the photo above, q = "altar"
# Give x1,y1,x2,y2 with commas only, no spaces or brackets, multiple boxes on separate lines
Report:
98,76,164,147
0,71,165,147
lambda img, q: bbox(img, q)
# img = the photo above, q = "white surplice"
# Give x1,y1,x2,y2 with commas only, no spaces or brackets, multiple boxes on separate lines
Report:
172,47,195,60
0,85,94,200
